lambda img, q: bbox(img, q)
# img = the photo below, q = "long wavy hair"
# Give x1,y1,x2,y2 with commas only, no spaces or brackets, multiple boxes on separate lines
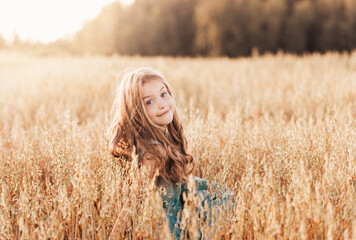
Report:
109,67,194,184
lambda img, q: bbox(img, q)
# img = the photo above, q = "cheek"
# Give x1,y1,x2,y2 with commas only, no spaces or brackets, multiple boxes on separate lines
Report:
146,106,159,119
144,105,153,117
170,98,176,110
167,96,174,107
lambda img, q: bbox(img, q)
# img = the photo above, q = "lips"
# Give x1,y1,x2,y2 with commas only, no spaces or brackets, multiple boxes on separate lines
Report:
158,109,169,117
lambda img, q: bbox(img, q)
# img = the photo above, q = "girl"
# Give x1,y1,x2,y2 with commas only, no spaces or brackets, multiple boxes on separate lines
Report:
108,68,233,239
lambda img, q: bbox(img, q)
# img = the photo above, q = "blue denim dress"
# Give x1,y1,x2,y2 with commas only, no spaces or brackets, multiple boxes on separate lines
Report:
156,175,234,240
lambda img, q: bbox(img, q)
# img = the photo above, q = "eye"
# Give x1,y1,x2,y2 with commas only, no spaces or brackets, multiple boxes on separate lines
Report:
161,92,168,97
146,100,153,105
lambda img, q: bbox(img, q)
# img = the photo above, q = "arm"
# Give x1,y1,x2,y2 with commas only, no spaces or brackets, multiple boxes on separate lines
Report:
109,183,139,239
140,149,159,179
109,149,160,239
182,176,233,203
109,206,130,239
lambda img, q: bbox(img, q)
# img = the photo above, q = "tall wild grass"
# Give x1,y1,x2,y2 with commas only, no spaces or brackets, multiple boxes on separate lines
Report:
0,51,355,239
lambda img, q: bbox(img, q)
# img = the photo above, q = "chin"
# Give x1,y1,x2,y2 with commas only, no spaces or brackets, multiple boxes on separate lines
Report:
162,119,173,126
157,112,174,126
157,118,173,126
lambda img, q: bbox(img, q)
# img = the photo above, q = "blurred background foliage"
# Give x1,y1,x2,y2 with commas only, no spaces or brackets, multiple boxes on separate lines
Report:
3,0,356,57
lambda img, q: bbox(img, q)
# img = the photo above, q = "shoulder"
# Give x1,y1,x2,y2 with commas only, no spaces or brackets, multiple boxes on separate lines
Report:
141,152,157,170
152,143,167,157
141,143,166,177
141,143,166,163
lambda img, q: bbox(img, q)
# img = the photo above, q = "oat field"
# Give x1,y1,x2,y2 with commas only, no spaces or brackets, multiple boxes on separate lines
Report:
0,50,355,239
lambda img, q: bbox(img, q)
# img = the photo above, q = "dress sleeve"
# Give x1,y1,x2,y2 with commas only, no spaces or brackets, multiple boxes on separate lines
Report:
181,176,234,210
179,176,235,239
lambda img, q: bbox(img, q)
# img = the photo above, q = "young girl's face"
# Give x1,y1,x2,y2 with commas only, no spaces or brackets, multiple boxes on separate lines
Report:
141,79,175,126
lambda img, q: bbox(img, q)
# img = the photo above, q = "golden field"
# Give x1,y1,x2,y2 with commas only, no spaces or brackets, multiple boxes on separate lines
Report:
0,50,355,239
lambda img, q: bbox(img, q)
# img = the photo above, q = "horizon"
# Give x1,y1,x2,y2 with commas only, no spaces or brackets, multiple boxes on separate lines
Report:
0,0,134,44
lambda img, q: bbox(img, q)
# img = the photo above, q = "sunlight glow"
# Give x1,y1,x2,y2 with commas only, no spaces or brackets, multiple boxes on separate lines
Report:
0,0,134,43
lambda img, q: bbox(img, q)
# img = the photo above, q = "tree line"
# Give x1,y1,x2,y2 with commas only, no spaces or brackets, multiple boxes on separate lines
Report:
3,0,355,57
72,0,356,57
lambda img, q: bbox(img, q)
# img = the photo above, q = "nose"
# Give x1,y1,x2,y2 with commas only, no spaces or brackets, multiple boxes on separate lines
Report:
157,98,166,109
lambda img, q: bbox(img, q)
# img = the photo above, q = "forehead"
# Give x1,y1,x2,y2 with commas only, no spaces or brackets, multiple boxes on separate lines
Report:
141,79,166,95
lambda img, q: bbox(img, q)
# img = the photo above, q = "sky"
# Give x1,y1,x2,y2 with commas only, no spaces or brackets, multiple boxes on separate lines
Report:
0,0,134,43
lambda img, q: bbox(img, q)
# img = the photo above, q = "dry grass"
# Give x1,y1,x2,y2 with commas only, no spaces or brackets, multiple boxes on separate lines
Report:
0,50,355,239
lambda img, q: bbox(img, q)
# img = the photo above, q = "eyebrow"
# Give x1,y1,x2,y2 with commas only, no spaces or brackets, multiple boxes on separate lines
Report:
142,86,166,100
